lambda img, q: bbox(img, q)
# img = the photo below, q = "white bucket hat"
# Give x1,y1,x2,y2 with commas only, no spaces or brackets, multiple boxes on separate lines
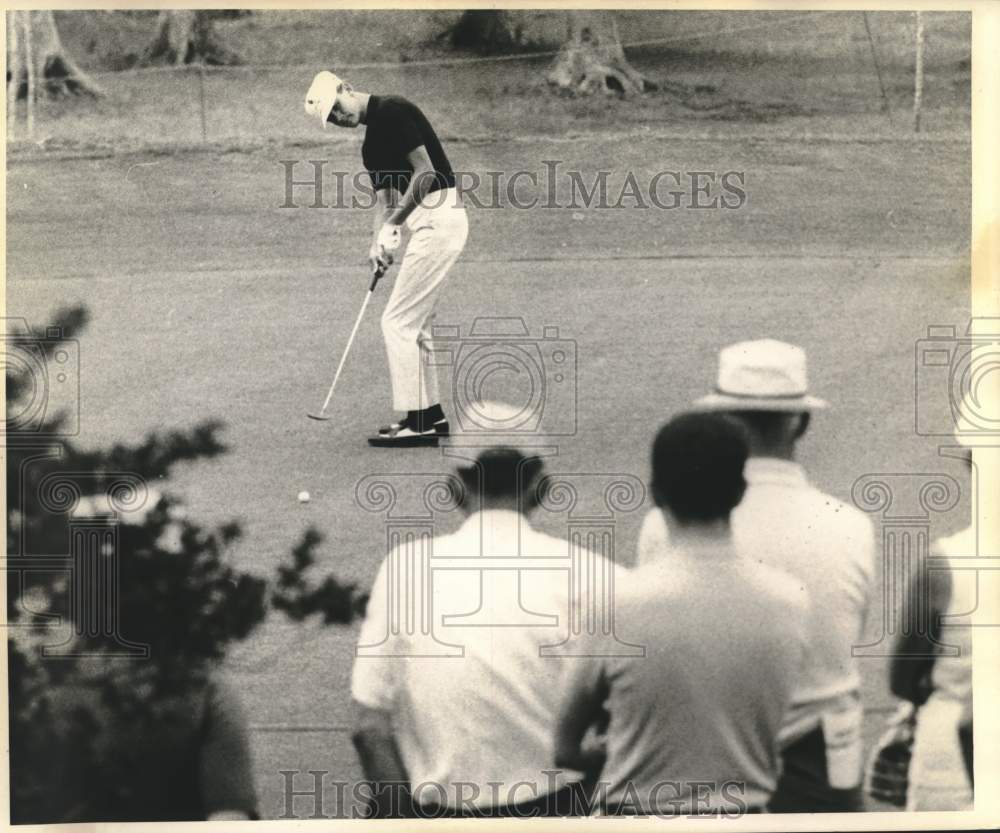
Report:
693,339,828,412
304,70,343,129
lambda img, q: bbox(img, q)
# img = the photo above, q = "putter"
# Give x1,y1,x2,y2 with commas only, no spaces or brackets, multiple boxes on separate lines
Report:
308,267,384,421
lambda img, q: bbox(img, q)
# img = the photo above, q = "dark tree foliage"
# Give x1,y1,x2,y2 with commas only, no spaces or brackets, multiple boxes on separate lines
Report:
273,527,369,624
7,306,364,823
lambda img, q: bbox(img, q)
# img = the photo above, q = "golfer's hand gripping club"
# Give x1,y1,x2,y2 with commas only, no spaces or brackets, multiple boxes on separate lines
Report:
370,222,401,278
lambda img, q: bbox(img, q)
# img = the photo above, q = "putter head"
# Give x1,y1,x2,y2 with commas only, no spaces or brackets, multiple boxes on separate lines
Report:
307,412,332,421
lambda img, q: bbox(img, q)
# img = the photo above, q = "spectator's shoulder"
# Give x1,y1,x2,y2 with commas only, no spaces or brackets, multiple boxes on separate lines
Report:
933,523,975,558
531,525,634,593
802,485,876,554
611,564,649,607
568,538,633,583
203,672,246,716
743,559,810,619
808,484,870,525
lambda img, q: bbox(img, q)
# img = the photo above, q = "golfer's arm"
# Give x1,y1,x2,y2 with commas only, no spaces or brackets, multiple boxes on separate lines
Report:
351,702,412,817
385,145,435,227
372,188,395,237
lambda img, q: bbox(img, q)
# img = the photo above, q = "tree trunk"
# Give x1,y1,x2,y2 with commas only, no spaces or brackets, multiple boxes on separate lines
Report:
6,11,103,99
546,12,655,97
142,10,239,66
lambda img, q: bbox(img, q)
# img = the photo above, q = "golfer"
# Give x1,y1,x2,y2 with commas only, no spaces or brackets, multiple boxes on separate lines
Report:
305,70,469,447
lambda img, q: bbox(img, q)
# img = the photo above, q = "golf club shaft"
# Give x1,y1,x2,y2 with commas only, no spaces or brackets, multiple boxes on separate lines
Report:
316,278,378,416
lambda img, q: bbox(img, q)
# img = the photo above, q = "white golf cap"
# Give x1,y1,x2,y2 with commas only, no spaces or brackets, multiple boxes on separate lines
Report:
693,338,828,412
304,70,343,130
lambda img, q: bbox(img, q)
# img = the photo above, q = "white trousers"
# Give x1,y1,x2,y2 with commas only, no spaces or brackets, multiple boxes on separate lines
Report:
382,188,468,412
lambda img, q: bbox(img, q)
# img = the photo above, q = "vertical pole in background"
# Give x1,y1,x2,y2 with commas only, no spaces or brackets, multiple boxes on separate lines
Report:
7,10,19,142
23,9,34,139
197,63,207,143
913,11,925,133
862,12,890,117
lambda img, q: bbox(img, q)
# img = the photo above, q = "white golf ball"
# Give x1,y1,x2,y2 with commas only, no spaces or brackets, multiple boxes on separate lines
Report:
297,491,311,504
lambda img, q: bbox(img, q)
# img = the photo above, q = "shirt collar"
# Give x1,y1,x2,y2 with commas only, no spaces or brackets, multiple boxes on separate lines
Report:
667,540,737,561
640,535,737,575
459,508,529,533
744,457,809,487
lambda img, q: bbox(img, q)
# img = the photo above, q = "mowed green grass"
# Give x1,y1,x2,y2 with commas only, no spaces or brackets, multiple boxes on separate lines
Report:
6,133,969,816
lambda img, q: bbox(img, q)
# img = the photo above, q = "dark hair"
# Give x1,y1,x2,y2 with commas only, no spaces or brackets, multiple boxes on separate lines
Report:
650,413,749,523
730,410,810,443
457,447,545,507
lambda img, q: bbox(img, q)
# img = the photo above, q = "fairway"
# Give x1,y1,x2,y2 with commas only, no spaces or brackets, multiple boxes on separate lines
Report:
7,132,970,816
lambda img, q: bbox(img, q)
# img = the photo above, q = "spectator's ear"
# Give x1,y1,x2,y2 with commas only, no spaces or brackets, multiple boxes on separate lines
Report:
456,465,478,503
520,457,545,511
733,476,747,509
793,411,811,440
650,479,666,510
521,456,544,489
657,505,679,534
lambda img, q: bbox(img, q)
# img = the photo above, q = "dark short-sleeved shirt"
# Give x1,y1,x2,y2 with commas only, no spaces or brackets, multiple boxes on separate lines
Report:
15,674,260,823
361,95,456,195
111,675,258,821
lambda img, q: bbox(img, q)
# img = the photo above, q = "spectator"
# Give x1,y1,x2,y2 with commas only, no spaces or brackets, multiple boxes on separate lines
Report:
889,415,974,810
112,672,260,822
8,493,260,824
555,413,809,815
637,339,875,812
9,640,259,823
350,401,618,817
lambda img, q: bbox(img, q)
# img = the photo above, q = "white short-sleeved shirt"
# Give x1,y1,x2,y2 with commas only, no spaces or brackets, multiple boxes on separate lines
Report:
637,457,875,742
352,509,618,809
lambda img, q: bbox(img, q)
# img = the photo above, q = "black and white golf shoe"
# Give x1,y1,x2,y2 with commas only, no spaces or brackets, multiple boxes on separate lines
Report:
368,419,449,448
